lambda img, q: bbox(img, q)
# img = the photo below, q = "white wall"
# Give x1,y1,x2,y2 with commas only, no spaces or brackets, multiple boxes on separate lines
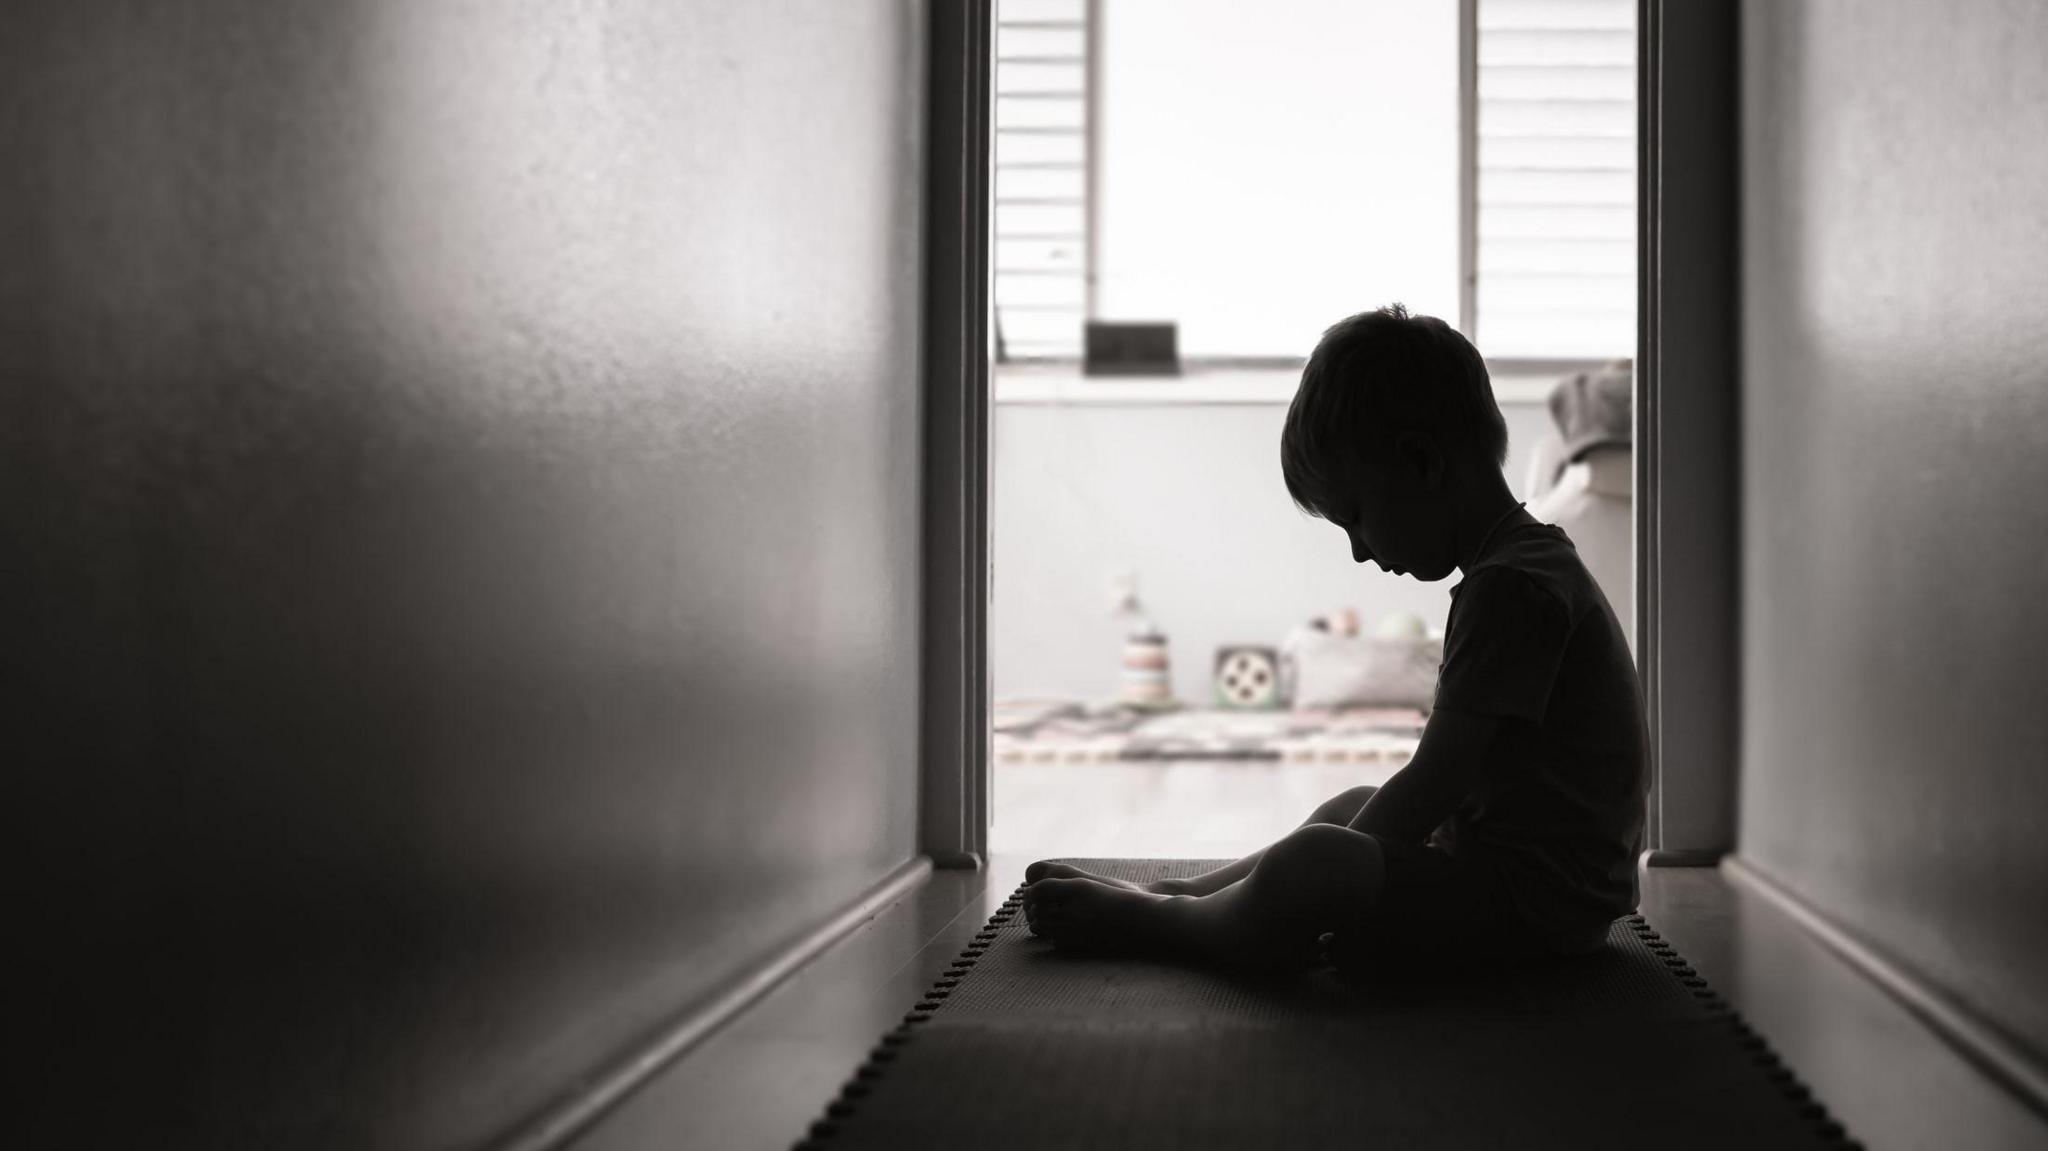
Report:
1095,0,1461,356
991,392,1554,704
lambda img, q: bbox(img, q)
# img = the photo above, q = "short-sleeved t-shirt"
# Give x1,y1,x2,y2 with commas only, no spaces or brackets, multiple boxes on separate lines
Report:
1429,514,1649,946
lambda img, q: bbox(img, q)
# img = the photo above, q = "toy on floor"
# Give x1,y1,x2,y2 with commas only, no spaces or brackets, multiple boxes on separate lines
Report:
1280,607,1442,711
1119,621,1175,710
1312,606,1361,637
1110,569,1177,711
1214,645,1281,709
1373,608,1428,641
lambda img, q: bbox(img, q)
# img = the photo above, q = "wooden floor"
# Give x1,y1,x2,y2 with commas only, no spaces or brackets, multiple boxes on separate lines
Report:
990,758,1400,859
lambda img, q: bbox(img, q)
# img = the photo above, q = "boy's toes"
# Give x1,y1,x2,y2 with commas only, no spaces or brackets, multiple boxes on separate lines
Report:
1031,860,1108,883
1022,880,1070,937
1026,859,1070,883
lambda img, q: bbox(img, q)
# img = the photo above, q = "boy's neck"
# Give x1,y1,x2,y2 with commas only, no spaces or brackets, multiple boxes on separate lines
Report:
1452,470,1528,575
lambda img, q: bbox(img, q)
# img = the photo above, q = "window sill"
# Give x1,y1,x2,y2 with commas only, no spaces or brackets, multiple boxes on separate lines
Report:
993,365,1560,407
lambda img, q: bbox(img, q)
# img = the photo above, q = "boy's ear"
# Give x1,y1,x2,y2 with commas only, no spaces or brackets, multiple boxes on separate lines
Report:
1394,431,1446,491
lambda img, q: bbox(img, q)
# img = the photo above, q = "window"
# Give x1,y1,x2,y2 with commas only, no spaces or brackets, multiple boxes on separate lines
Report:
993,0,1092,362
991,0,1636,365
1474,0,1636,359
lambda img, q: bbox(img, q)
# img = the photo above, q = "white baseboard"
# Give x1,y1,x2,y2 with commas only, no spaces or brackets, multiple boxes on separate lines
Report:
1722,854,2048,1117
491,855,935,1151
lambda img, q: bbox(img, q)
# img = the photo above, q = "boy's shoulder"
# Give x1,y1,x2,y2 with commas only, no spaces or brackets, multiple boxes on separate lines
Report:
1455,525,1583,618
1437,526,1589,723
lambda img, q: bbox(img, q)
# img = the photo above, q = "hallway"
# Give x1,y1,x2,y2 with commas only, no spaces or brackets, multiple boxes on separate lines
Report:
7,0,2046,1147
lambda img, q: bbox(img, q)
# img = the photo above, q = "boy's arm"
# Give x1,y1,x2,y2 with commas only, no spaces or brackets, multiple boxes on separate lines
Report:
1351,564,1570,843
1346,706,1501,844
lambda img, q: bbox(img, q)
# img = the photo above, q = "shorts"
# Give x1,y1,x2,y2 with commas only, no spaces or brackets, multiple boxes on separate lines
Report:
1329,837,1601,979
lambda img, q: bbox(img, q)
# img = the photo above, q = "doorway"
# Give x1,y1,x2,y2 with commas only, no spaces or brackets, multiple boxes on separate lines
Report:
981,0,1642,861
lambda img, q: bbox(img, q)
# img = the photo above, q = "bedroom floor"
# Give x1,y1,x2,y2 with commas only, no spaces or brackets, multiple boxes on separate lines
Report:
990,702,1422,857
992,757,1400,858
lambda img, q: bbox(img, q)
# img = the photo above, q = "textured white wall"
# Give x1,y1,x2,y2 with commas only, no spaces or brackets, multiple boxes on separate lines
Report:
991,396,1554,704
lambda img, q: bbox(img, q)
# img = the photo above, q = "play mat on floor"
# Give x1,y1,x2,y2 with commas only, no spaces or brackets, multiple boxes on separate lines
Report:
993,700,1425,765
795,860,1858,1150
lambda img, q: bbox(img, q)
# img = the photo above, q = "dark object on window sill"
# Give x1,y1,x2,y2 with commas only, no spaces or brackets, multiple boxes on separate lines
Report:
1084,321,1180,376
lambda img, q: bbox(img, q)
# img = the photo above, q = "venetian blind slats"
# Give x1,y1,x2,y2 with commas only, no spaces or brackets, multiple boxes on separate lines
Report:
993,0,1089,359
1476,0,1637,359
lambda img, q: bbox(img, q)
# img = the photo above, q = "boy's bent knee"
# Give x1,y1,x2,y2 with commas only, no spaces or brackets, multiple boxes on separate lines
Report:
1311,785,1379,826
1248,825,1386,939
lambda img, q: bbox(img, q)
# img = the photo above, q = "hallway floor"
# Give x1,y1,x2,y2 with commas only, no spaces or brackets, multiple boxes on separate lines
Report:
575,858,2047,1150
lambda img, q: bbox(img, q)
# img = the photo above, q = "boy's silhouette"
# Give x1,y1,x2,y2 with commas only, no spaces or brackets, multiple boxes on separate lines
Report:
1024,305,1649,975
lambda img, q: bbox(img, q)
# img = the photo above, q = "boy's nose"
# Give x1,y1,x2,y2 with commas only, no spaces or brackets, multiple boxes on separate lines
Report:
1348,530,1373,567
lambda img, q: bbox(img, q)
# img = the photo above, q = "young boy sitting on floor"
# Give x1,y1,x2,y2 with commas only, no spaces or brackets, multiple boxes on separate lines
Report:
1024,305,1650,975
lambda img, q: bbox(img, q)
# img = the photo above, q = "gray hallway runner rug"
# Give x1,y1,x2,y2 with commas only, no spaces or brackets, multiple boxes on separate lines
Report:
796,859,1859,1150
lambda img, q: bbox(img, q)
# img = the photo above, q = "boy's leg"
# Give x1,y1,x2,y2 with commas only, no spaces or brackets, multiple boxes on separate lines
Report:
1025,822,1386,968
1154,784,1378,895
1027,784,1379,896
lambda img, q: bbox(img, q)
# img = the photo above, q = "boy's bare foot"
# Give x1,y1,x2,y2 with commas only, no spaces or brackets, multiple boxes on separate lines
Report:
1022,877,1169,952
1024,860,1146,892
1024,859,1195,896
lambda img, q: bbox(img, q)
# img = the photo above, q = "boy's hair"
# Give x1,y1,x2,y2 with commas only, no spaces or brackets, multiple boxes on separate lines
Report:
1280,304,1507,520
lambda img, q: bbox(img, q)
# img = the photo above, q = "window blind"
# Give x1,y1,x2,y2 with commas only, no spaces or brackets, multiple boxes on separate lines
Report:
993,0,1090,361
1475,0,1637,360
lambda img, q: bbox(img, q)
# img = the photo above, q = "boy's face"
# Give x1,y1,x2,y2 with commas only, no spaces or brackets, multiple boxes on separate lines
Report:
1330,436,1458,582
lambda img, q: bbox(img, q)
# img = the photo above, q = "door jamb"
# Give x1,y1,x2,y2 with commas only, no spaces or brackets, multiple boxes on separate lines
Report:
1636,0,1741,867
919,0,994,870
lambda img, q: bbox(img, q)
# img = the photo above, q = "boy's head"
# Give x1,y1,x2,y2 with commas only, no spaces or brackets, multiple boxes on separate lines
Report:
1280,304,1508,582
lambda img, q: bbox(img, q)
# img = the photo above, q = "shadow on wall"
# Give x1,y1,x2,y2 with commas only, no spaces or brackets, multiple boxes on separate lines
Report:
4,1,925,1146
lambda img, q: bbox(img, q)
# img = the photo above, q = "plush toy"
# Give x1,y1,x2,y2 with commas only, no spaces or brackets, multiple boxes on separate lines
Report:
1312,606,1362,637
1280,608,1441,711
1373,609,1428,641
